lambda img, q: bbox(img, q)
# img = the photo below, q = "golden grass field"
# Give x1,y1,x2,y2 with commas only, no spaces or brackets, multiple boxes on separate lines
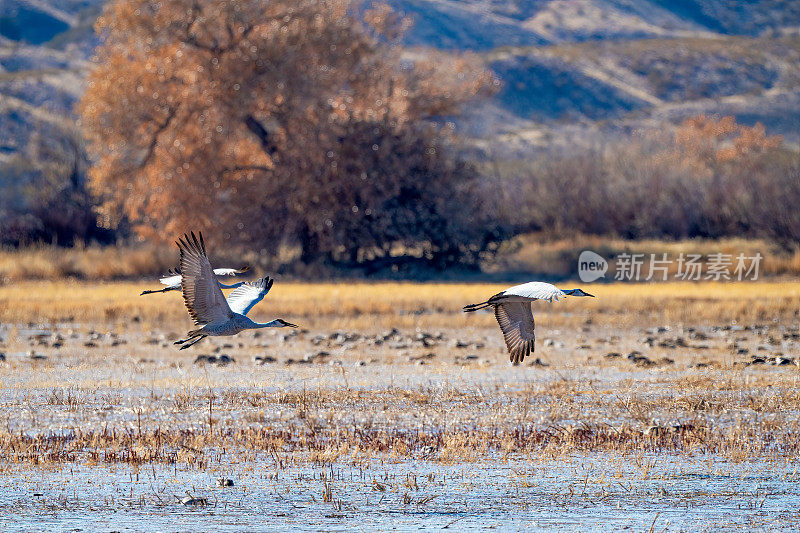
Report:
1,278,799,328
1,279,800,528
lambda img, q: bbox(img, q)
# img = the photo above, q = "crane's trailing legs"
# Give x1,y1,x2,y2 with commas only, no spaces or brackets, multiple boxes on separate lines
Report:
140,286,179,295
174,333,207,350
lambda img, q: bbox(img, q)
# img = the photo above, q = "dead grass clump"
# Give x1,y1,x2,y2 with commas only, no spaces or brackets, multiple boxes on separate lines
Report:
2,417,797,468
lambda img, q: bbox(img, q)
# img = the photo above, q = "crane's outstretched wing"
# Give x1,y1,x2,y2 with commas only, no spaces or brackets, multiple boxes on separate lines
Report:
494,301,536,364
213,266,250,277
177,231,233,325
491,281,565,303
226,277,273,316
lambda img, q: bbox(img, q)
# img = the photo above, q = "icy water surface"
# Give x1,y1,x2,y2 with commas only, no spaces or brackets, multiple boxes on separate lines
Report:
1,454,798,531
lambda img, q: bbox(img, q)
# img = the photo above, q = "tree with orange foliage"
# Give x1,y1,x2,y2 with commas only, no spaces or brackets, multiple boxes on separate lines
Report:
673,115,783,166
80,0,500,267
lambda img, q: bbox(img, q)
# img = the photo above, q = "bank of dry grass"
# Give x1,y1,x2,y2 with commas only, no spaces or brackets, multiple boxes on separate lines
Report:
492,235,800,278
0,244,177,281
2,236,800,283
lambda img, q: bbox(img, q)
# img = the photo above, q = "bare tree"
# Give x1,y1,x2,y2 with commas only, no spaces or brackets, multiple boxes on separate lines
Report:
80,0,500,267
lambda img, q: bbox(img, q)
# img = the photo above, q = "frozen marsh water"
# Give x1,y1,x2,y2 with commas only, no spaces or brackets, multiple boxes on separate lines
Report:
1,455,799,531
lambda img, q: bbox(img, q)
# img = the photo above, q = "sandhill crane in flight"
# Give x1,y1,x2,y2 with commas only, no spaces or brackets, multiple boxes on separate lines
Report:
464,282,594,364
140,266,250,295
172,232,297,350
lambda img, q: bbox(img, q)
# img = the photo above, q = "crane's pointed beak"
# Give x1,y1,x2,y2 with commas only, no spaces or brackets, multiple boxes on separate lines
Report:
280,319,298,328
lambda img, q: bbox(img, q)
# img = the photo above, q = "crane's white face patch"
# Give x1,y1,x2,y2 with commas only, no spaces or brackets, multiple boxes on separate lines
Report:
578,250,607,282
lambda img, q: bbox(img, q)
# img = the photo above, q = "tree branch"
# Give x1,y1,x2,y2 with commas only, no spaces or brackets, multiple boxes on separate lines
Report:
140,105,179,168
221,165,272,174
245,115,278,156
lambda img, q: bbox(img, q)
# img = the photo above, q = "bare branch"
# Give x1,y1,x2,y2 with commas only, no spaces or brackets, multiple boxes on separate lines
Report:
220,165,272,174
140,104,179,169
244,115,278,156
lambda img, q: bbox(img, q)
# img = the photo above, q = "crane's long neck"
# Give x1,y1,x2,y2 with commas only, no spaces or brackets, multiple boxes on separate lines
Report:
252,319,285,328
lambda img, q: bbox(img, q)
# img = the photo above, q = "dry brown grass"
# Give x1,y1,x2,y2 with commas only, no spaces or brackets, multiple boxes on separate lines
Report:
2,370,800,468
0,244,177,281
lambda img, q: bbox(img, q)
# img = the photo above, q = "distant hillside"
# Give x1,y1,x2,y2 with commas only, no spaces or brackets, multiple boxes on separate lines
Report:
480,32,800,153
1,0,800,170
0,0,96,165
389,0,800,49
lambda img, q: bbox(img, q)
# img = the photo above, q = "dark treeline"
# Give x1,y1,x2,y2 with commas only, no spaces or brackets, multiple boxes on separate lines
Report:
500,116,800,249
0,123,115,247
